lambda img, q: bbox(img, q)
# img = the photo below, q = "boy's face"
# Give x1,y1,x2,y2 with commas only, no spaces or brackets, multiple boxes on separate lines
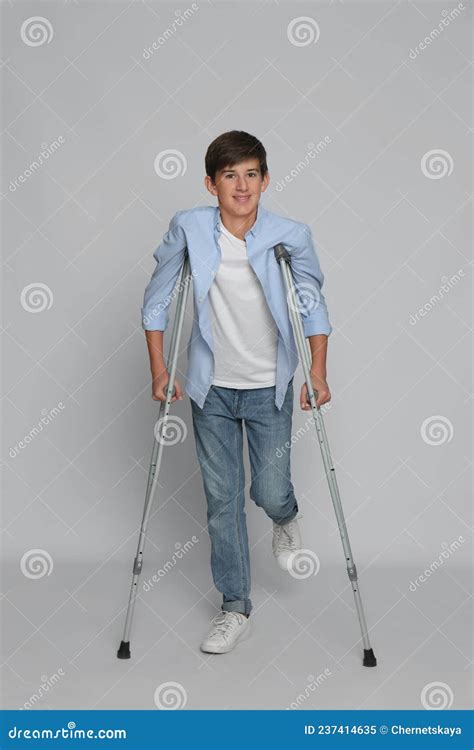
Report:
205,158,269,218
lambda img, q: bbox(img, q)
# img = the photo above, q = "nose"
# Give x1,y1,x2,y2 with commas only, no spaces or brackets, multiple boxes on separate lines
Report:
236,177,248,191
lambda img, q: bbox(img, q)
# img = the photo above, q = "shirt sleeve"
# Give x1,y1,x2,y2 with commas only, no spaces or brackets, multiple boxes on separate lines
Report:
141,212,187,331
289,223,332,337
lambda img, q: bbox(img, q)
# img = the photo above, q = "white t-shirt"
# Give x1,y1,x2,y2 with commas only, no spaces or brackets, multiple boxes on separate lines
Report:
209,222,278,388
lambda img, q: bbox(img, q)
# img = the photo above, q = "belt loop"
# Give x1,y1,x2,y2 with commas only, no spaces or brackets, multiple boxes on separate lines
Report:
233,388,238,417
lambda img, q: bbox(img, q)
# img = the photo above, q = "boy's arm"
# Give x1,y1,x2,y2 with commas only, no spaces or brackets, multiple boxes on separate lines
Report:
308,333,328,379
289,223,332,339
289,224,332,409
141,212,186,401
141,211,186,331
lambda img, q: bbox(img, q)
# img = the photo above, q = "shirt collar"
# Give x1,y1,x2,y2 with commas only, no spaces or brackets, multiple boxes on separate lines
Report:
213,203,265,238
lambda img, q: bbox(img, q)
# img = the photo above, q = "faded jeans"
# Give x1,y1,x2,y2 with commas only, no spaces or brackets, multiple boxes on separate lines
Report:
190,377,298,616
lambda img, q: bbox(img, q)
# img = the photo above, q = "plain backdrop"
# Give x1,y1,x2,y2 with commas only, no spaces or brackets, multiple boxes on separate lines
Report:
1,0,472,711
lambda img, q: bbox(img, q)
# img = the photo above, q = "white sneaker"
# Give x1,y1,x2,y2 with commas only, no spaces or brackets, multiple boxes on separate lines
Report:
200,611,250,654
272,513,303,571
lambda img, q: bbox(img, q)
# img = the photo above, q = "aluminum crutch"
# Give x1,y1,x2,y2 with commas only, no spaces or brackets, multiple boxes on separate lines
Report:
274,243,377,668
117,252,192,659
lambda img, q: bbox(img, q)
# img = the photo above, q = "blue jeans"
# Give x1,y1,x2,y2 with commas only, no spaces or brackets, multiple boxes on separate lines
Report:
190,377,298,616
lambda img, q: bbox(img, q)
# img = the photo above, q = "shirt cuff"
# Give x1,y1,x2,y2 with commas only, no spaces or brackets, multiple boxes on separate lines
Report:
141,307,168,331
302,317,332,337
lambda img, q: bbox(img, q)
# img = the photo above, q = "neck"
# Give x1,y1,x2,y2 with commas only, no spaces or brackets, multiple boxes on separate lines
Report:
218,205,258,241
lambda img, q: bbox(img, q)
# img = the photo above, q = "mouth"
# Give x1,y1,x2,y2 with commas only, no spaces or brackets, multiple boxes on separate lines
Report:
233,195,251,203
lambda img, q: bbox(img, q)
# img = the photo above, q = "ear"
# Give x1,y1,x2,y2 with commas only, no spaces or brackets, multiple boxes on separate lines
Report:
204,175,218,196
261,171,270,193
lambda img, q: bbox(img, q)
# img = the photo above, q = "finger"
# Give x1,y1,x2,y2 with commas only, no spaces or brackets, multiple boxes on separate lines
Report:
300,384,308,410
163,382,176,401
317,391,329,407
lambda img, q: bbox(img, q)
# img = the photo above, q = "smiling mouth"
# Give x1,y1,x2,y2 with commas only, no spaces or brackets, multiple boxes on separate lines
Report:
233,195,251,202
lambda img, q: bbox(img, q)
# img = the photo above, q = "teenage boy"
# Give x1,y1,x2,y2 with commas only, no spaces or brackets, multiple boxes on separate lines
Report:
141,130,332,654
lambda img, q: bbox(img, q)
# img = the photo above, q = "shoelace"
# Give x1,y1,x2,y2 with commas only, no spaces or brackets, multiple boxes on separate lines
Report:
274,520,298,553
209,612,243,638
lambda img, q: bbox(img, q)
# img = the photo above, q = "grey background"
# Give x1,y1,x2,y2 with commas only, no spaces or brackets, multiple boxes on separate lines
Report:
1,0,472,712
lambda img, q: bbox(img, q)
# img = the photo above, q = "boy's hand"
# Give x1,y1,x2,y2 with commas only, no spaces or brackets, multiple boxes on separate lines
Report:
152,370,184,403
300,371,331,410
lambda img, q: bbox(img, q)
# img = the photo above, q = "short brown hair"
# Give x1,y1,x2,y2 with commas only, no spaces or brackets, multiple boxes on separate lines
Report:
205,130,268,183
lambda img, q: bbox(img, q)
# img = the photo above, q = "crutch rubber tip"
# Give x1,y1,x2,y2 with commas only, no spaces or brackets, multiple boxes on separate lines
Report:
363,648,377,667
117,640,131,659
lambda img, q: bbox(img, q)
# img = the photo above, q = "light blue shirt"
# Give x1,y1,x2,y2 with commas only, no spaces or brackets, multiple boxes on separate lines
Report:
141,204,332,410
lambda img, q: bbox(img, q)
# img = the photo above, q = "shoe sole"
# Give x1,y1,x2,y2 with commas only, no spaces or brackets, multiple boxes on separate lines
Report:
200,621,251,654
